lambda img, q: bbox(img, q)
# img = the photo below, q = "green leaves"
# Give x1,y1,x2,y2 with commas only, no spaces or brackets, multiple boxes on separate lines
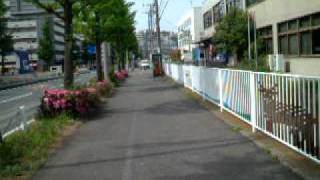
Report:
38,18,55,66
213,8,250,59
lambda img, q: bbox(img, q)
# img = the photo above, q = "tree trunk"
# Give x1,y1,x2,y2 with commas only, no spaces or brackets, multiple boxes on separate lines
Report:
96,39,103,81
116,50,121,72
121,51,125,70
63,1,74,89
233,49,238,66
95,12,103,81
1,53,5,75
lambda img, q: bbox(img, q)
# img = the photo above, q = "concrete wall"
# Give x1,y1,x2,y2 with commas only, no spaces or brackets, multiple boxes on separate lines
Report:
289,58,320,77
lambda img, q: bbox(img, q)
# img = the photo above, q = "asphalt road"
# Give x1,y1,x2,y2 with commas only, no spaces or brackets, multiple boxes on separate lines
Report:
0,71,96,134
34,71,302,180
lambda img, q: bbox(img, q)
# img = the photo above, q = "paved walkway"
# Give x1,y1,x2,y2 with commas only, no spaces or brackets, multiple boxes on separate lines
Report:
34,70,302,180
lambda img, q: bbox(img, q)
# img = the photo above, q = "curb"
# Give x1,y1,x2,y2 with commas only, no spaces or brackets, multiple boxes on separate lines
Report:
0,76,62,91
0,71,91,91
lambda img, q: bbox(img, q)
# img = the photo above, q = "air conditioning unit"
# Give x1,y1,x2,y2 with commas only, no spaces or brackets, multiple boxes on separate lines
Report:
267,54,285,72
274,54,285,72
268,55,275,71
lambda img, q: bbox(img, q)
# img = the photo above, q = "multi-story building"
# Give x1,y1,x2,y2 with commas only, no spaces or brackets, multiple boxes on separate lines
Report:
136,30,178,59
197,0,320,76
248,0,320,76
200,0,245,65
177,7,203,62
5,0,65,69
161,31,178,57
136,30,149,59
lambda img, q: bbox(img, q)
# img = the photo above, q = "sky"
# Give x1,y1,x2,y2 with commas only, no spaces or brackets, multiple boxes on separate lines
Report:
131,0,204,32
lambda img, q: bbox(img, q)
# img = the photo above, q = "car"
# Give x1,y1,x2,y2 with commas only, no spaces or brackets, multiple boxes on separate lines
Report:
139,60,151,70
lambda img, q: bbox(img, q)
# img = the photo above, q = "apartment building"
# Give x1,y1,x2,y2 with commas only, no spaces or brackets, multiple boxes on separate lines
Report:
5,0,65,69
248,0,320,76
177,7,203,62
136,30,178,59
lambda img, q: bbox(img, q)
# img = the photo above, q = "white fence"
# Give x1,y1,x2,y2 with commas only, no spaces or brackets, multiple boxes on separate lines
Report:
164,63,320,164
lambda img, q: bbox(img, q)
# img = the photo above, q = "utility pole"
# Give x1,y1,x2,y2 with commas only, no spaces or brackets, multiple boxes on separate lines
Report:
154,0,163,71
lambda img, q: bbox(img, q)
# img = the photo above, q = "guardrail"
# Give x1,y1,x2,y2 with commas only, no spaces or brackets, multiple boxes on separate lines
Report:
164,63,320,164
0,104,39,140
0,71,95,141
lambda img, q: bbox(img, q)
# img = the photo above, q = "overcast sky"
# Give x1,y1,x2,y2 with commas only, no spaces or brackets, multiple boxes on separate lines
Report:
131,0,203,32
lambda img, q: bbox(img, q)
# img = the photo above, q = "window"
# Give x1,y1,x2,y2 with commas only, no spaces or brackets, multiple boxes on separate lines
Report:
16,0,21,11
203,10,213,29
226,0,242,11
279,23,287,33
300,17,310,29
288,34,298,54
277,12,320,56
288,20,297,31
312,13,320,26
312,29,320,54
213,2,224,23
246,0,264,7
279,36,288,54
301,32,312,55
258,26,273,54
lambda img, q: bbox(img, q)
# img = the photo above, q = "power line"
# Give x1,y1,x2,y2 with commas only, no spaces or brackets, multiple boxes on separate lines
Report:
160,0,170,20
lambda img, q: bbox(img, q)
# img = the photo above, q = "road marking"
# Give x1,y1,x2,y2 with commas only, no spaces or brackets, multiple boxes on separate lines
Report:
0,92,33,105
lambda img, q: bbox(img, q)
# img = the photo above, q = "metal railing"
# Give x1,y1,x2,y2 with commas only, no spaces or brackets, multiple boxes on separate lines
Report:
0,103,39,140
164,63,320,163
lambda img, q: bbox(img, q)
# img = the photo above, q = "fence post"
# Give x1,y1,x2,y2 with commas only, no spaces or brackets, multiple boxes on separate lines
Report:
19,106,26,131
191,66,194,92
250,72,257,133
0,132,3,144
219,69,224,112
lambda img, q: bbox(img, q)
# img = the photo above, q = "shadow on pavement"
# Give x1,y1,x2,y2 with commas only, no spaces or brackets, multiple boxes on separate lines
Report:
41,137,251,170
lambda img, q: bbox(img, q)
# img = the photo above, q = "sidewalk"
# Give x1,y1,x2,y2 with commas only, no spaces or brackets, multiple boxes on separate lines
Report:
34,70,302,180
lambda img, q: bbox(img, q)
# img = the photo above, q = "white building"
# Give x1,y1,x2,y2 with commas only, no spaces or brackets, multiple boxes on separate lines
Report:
177,7,203,62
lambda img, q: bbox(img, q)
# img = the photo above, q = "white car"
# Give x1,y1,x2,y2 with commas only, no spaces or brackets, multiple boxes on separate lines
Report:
139,60,151,70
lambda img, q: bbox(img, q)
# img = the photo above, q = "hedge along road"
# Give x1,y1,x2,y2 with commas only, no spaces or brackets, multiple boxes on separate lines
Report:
0,72,96,131
34,70,302,180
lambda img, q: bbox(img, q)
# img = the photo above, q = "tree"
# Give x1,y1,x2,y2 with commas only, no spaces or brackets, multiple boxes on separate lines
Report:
213,8,250,64
38,18,55,67
101,0,137,71
75,0,107,81
28,0,77,88
75,0,138,74
0,0,13,75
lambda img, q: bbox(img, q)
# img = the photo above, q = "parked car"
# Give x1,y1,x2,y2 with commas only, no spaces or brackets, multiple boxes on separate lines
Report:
139,60,151,70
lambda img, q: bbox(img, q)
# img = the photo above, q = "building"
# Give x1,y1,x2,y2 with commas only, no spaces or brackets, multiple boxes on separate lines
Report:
136,30,149,59
248,0,320,76
160,31,178,57
177,7,203,62
200,0,245,65
4,0,65,69
136,30,178,59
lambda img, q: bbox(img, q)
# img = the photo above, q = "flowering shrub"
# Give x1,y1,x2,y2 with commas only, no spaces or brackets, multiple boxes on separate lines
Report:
97,81,113,96
115,71,125,81
120,70,129,78
41,89,91,116
41,81,112,117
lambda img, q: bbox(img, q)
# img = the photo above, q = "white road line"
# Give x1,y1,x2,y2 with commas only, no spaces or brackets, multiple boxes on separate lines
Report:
0,92,33,105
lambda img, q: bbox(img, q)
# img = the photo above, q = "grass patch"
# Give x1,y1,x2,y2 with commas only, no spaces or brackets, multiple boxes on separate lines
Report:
231,126,242,132
0,114,74,178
